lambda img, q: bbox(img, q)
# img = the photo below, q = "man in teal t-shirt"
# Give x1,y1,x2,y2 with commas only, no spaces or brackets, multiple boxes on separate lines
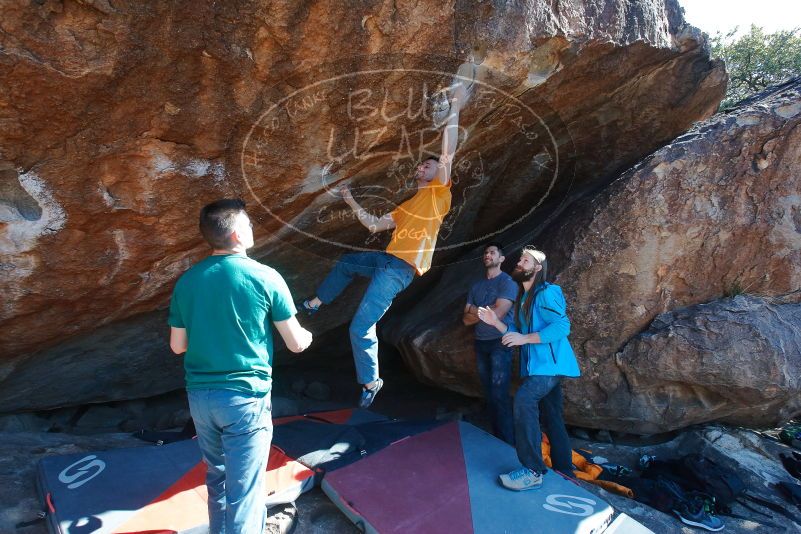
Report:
168,198,312,534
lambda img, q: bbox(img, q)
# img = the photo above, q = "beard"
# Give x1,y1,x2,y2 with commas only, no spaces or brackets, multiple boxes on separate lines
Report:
511,266,536,283
483,258,502,269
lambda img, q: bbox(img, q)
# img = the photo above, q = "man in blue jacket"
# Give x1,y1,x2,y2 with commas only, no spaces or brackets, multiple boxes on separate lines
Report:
478,247,580,491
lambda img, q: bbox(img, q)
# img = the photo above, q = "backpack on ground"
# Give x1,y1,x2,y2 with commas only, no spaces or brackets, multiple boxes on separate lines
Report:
680,454,746,506
642,454,745,507
642,453,798,526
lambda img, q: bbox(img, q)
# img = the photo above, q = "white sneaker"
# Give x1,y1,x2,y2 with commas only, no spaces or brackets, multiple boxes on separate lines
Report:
499,467,543,491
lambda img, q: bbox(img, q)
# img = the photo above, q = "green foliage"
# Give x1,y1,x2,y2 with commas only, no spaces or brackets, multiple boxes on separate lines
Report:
723,280,744,298
711,25,801,109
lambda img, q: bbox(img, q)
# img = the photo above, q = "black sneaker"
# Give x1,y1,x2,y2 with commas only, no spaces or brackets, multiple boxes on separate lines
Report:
297,299,319,317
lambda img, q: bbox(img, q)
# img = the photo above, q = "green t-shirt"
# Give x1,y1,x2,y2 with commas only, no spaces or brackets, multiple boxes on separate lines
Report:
168,253,296,395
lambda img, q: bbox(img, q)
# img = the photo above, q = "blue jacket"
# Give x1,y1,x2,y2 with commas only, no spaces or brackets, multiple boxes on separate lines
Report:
508,282,580,378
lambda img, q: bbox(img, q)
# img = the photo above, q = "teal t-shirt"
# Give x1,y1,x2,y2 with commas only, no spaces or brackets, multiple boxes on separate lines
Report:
168,253,296,395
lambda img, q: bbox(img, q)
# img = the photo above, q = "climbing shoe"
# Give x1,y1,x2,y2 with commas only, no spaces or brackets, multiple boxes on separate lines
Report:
358,378,383,408
298,299,319,317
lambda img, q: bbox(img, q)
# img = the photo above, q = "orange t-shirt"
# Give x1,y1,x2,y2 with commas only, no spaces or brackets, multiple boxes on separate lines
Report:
386,180,452,276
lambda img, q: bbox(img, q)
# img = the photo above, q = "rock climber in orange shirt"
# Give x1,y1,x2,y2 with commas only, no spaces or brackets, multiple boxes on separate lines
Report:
300,69,473,408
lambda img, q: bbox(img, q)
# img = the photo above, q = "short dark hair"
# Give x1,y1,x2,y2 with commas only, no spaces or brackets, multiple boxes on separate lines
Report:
483,242,504,256
424,155,440,163
199,198,247,249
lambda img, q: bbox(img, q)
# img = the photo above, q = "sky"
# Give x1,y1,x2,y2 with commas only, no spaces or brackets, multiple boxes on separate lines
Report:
679,0,801,37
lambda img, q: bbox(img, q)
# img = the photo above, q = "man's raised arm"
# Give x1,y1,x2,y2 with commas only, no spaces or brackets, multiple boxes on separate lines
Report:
340,184,396,234
436,73,471,185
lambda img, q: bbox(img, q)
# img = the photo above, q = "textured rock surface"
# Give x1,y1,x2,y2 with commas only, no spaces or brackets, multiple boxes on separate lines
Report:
614,295,801,433
0,311,183,413
548,78,801,432
388,78,801,433
0,0,724,412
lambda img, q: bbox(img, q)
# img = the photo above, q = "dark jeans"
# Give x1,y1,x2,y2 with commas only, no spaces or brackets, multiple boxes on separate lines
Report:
514,375,573,474
474,338,514,445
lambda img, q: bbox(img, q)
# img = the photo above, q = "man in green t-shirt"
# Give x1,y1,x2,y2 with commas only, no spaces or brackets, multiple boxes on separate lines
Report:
168,198,312,534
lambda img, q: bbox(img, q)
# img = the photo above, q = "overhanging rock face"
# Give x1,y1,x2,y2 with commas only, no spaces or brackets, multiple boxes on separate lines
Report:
0,0,724,412
387,78,801,433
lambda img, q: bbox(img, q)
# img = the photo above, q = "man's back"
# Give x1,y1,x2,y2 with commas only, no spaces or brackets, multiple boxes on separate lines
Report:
168,198,311,534
169,253,295,395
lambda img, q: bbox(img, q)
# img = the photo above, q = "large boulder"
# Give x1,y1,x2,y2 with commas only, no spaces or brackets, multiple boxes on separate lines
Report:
388,77,801,433
548,78,801,432
613,295,801,433
0,0,724,412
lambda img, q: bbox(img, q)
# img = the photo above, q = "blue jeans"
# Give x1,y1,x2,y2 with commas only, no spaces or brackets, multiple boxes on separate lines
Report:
513,375,573,474
474,338,514,445
317,252,415,384
188,389,273,534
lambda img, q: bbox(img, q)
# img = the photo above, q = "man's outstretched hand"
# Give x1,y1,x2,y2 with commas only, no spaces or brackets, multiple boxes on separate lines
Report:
296,328,313,352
